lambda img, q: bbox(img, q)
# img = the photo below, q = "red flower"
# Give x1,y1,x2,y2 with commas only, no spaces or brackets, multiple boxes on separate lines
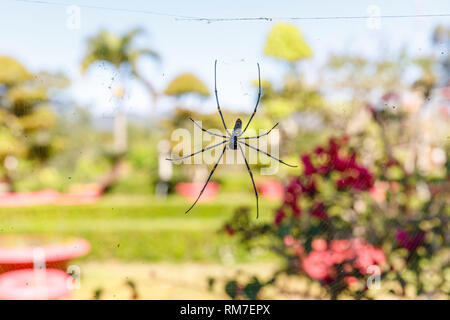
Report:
395,229,426,252
292,202,302,217
300,178,317,195
274,209,286,226
286,178,302,195
224,224,234,236
336,165,374,191
283,191,297,206
301,154,316,176
328,138,339,157
332,157,351,171
310,202,328,220
353,167,374,190
314,146,325,155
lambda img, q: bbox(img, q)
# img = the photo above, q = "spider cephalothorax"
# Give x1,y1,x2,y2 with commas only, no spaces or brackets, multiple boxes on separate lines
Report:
167,60,297,217
230,119,242,150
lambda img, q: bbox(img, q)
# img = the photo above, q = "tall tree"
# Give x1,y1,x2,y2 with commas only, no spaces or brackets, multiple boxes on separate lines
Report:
0,56,68,191
81,27,160,154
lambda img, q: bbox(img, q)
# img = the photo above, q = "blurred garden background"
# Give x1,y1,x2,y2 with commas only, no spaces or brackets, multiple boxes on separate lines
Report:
0,0,448,299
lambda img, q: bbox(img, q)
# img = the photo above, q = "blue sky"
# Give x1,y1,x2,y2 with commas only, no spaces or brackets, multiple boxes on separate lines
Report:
0,0,449,117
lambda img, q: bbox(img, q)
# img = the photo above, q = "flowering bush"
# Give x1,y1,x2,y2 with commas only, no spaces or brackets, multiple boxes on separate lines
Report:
300,238,385,286
220,135,449,300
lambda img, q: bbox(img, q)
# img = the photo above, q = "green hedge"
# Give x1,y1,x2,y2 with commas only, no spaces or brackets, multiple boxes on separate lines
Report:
0,194,278,262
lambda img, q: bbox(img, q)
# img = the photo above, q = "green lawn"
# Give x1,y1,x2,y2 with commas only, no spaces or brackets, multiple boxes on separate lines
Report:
0,193,278,262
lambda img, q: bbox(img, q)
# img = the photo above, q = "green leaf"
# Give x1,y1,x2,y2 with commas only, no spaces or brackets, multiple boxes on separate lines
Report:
244,277,262,300
225,280,238,299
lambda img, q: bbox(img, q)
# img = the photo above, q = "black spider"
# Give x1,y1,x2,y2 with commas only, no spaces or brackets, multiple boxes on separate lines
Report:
167,60,297,217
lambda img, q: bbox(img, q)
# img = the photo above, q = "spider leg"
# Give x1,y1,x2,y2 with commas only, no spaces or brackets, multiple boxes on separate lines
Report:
214,60,231,136
185,145,227,214
239,123,279,140
238,144,259,218
190,117,227,138
240,63,261,135
239,141,297,168
166,140,227,161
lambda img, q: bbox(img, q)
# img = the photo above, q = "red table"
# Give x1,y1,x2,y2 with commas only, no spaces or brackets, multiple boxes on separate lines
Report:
0,234,90,274
0,268,72,300
175,182,219,202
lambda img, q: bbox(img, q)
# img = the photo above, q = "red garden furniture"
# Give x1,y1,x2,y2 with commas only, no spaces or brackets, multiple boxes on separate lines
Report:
0,268,72,300
175,182,220,202
0,234,90,274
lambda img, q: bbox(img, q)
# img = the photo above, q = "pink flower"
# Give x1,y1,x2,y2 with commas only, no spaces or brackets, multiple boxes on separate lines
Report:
302,238,385,284
311,238,327,251
369,181,389,202
284,235,295,246
344,276,358,285
302,251,330,280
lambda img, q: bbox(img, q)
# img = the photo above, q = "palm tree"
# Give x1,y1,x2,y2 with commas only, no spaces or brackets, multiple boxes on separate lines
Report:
81,28,159,191
81,27,159,154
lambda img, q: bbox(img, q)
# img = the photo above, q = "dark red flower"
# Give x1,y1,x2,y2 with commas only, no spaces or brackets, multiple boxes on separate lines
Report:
336,165,374,191
274,209,286,226
301,154,316,176
292,202,302,217
328,138,339,157
224,224,234,236
310,202,328,220
352,166,374,190
317,164,331,175
333,157,352,171
395,229,426,252
300,178,317,195
283,191,297,205
314,146,325,155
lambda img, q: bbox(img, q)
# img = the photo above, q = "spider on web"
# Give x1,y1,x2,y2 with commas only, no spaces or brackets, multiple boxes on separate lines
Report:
167,60,297,217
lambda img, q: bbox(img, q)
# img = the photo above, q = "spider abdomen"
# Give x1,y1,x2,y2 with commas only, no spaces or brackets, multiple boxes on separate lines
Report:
229,135,238,150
